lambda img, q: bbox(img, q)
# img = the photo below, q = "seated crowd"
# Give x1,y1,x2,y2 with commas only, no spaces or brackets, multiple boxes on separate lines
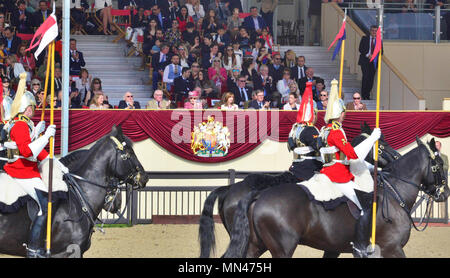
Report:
0,0,366,111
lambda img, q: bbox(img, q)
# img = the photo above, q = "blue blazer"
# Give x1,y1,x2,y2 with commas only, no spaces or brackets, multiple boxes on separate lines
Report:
243,16,266,32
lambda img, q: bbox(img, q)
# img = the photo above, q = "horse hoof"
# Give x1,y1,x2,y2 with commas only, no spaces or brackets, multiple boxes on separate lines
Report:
66,244,81,258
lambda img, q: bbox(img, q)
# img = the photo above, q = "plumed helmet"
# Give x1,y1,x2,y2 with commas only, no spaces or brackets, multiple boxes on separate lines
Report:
296,82,315,124
324,79,345,123
10,73,35,119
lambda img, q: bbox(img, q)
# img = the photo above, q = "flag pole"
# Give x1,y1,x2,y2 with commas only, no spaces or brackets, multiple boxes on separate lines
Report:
45,40,56,257
338,9,347,98
371,5,384,252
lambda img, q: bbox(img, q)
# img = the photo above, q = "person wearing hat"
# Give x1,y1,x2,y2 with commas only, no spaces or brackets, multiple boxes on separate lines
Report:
184,90,202,109
287,82,322,181
319,79,381,258
1,73,67,257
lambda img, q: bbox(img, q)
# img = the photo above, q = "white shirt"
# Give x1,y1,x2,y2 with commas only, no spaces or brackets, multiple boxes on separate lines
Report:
277,79,291,98
186,3,205,18
221,104,239,110
283,103,300,110
163,64,182,84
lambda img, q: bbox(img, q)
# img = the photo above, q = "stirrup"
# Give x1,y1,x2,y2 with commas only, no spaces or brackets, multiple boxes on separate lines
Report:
23,244,46,258
350,242,374,258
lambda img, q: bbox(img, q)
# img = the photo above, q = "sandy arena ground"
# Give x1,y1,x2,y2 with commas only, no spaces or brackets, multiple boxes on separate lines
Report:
1,224,449,258
80,224,450,258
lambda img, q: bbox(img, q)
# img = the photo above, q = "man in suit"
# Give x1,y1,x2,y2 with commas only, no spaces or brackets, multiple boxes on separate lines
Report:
248,89,270,109
260,0,278,35
12,1,33,34
2,27,22,56
69,38,86,77
33,0,52,28
298,67,321,98
147,89,171,109
54,66,63,93
358,25,378,100
268,52,285,85
118,92,142,109
253,64,275,101
232,76,252,108
151,44,171,90
209,0,231,26
290,55,308,83
149,4,170,31
243,6,267,38
173,67,194,103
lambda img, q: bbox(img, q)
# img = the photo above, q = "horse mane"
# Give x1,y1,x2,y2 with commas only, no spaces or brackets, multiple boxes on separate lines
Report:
382,143,426,173
60,149,89,167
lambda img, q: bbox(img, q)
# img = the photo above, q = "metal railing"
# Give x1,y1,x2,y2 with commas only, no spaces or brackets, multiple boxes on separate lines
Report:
99,170,449,225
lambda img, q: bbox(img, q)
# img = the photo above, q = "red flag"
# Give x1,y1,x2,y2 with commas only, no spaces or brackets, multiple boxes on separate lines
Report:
328,20,346,51
296,82,315,124
26,14,58,59
370,27,382,63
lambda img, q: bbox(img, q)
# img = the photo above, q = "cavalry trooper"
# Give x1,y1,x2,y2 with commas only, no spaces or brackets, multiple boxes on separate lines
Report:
287,82,322,181
319,79,381,258
1,73,66,257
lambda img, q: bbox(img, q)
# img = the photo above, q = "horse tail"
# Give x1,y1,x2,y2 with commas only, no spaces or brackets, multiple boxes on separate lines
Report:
223,190,259,258
199,186,229,258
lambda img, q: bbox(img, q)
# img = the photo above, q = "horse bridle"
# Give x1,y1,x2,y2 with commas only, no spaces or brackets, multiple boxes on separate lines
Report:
360,133,400,160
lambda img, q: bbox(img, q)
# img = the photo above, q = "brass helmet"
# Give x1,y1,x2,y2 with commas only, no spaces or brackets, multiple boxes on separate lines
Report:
1,95,13,122
324,79,345,123
10,73,35,120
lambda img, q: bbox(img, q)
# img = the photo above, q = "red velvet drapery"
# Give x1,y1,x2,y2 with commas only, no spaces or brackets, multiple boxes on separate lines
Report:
34,110,450,162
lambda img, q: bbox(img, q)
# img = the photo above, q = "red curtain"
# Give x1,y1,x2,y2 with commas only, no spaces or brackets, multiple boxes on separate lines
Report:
34,110,450,162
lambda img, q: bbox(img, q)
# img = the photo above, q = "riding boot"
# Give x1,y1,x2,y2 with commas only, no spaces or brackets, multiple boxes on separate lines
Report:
351,189,374,258
26,189,48,258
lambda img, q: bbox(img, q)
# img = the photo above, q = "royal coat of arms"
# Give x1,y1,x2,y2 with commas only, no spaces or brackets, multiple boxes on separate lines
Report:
191,116,231,157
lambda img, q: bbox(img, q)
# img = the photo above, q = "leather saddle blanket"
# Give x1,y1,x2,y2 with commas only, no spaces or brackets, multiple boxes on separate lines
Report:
297,159,374,212
0,159,68,214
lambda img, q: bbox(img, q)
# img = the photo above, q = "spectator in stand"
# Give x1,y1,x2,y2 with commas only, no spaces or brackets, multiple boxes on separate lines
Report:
317,90,328,110
232,40,243,63
95,0,117,35
16,44,35,81
197,69,219,98
345,92,367,111
227,8,243,38
182,21,198,45
32,0,51,28
241,57,257,83
163,54,182,91
12,1,33,34
298,67,320,97
288,81,301,101
283,92,300,110
232,76,252,108
213,26,231,52
118,91,142,109
258,28,274,52
89,93,106,109
152,43,170,91
314,78,325,101
208,57,227,95
290,55,307,83
243,6,267,40
177,5,194,32
186,0,205,22
202,9,219,36
69,85,82,109
150,5,170,31
209,0,230,26
177,44,194,68
201,42,219,69
277,68,294,103
260,0,278,35
184,90,203,109
226,65,241,91
142,19,159,56
75,68,92,105
131,6,149,29
256,46,272,66
2,76,15,98
53,66,62,93
268,52,284,85
35,90,45,108
224,0,243,13
147,89,171,109
248,89,270,110
200,35,213,59
189,35,201,54
251,38,263,64
6,55,27,84
165,19,183,46
253,64,274,102
2,27,22,56
84,77,103,106
30,78,41,96
221,92,239,110
189,61,201,83
167,0,180,21
222,45,241,72
435,140,449,173
173,67,193,102
70,0,88,35
236,27,252,54
358,25,378,100
69,38,85,78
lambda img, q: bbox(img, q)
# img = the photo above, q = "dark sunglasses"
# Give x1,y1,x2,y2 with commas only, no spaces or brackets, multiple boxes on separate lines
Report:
353,97,361,100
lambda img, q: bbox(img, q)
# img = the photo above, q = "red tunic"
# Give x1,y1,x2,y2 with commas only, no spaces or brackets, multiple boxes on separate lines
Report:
3,118,48,179
320,122,358,183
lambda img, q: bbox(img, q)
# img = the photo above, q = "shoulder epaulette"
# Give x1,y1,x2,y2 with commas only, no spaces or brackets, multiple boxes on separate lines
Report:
332,121,342,130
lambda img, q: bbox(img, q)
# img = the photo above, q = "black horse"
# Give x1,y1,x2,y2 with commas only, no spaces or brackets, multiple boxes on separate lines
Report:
0,126,149,258
199,124,401,257
223,137,449,258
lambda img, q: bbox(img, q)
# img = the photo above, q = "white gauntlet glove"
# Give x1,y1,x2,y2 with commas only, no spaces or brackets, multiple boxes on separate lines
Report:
353,128,382,161
28,125,56,159
31,121,46,141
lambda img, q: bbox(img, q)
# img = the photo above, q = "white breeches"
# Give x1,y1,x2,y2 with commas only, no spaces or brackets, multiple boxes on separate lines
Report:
13,177,47,216
333,181,363,212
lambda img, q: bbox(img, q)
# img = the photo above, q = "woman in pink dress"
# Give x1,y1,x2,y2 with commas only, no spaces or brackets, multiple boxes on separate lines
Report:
184,91,203,109
208,58,227,96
